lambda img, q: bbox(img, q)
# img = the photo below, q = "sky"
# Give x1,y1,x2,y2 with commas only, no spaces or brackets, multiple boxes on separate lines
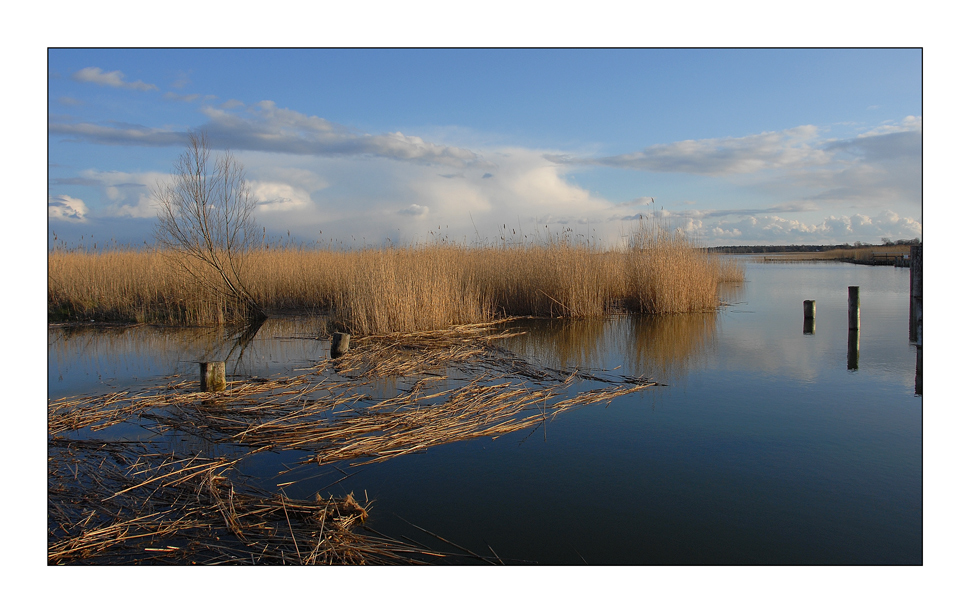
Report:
48,48,922,249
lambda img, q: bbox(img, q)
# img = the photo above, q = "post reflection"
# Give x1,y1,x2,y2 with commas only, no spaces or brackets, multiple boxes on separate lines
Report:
915,346,922,396
847,328,860,371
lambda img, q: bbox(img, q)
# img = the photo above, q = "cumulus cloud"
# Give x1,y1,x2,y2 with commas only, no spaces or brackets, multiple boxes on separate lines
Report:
252,182,313,212
72,67,157,91
49,195,89,222
67,170,170,218
400,204,429,217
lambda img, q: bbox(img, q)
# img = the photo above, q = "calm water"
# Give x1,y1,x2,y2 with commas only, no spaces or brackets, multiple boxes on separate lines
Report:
48,259,922,564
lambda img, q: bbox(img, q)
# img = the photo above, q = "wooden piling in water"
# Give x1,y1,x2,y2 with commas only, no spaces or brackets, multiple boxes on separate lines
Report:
331,333,351,359
200,361,226,392
848,286,860,331
803,300,816,319
909,245,922,344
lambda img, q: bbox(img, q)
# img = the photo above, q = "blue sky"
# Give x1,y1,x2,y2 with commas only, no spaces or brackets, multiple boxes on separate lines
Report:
48,48,922,248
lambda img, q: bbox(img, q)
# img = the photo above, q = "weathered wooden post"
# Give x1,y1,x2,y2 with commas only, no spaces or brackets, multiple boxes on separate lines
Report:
331,332,351,359
803,300,816,334
848,286,860,331
200,361,226,392
909,245,922,343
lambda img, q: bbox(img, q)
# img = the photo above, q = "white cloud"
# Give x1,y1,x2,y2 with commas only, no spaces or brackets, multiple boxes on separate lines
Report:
72,67,157,91
252,182,313,212
674,210,922,244
70,170,170,218
400,203,429,217
857,115,922,137
48,195,88,222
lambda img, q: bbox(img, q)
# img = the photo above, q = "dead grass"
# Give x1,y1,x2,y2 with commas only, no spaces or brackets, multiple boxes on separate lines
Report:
48,440,443,565
49,224,743,333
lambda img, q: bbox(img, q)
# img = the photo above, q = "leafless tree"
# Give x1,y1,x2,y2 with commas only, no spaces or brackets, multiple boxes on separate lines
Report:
153,131,265,322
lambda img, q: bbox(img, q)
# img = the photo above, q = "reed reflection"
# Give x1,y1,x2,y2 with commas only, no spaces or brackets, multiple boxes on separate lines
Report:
497,312,717,382
497,318,624,371
48,317,328,396
627,313,718,381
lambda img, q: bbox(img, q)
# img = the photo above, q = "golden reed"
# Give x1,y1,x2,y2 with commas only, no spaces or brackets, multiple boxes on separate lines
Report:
49,226,744,333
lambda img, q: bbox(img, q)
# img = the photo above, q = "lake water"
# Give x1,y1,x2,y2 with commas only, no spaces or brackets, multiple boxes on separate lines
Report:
47,258,922,564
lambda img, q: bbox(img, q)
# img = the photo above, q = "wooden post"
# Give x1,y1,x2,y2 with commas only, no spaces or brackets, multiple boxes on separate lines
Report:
200,361,226,392
909,245,922,343
803,300,816,320
848,286,860,331
803,300,816,334
331,332,351,359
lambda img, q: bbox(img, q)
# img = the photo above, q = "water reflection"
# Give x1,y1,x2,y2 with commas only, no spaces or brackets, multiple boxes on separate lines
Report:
497,312,718,382
48,317,328,398
627,313,718,380
848,328,860,371
915,346,922,396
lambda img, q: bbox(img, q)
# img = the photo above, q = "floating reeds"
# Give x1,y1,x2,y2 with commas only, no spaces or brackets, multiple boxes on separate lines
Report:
49,319,661,564
48,440,445,565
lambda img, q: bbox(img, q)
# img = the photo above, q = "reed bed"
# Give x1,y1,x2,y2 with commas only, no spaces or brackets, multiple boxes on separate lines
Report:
49,225,743,333
49,320,659,563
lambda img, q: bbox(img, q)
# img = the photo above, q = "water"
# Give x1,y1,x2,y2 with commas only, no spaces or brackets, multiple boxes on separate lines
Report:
47,259,922,564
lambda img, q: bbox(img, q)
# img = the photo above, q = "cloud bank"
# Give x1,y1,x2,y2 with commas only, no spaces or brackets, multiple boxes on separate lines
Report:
48,76,921,247
50,100,485,168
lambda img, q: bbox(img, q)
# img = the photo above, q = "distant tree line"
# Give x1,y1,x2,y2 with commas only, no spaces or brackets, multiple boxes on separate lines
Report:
706,238,921,254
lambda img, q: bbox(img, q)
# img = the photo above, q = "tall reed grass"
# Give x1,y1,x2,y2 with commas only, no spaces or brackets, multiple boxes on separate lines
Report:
49,225,744,333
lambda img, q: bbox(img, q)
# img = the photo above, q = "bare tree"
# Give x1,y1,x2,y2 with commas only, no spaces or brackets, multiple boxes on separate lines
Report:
153,131,265,322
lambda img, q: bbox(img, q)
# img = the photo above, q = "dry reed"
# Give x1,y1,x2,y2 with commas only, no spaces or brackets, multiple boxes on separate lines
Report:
48,440,446,565
49,225,743,333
